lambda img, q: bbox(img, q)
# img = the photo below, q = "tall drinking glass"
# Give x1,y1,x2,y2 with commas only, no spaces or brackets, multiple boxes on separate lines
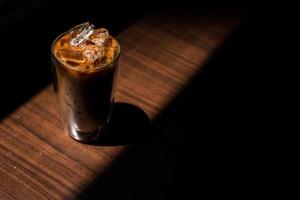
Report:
51,23,120,142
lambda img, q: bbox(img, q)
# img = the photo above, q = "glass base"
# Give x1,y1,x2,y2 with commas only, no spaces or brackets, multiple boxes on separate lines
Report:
67,124,102,143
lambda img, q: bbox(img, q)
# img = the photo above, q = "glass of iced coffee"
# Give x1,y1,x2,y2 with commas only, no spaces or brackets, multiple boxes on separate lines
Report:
51,22,120,142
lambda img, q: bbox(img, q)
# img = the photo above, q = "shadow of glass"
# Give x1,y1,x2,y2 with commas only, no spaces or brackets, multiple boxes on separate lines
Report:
92,102,151,146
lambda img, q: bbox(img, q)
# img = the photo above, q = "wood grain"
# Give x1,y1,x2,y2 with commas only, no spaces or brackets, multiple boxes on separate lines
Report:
0,9,242,200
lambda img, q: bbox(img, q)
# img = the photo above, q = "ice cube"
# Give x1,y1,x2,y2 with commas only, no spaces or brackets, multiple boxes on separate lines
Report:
103,36,113,47
91,28,109,39
57,49,86,63
90,28,109,47
83,49,100,63
69,22,95,47
79,43,102,63
91,38,105,47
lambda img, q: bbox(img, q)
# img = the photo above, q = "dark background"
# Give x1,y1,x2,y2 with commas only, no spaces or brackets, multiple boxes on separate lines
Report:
0,0,286,199
0,0,266,118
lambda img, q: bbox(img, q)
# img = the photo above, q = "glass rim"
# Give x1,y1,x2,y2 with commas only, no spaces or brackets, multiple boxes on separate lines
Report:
51,31,121,72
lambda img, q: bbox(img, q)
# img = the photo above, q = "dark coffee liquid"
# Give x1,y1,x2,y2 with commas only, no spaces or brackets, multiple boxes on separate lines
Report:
52,54,119,141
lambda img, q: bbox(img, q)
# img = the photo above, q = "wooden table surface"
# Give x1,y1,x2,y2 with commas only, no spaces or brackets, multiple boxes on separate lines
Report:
0,9,243,200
